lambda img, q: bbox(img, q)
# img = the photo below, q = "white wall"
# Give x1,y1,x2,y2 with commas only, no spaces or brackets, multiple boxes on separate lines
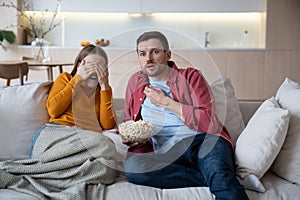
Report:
26,0,266,13
3,0,267,48
22,12,265,49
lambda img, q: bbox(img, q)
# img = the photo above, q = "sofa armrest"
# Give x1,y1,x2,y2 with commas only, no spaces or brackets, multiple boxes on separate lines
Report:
238,101,262,125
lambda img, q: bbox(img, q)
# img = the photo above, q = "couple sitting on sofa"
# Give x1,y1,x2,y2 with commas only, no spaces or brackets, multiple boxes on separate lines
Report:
2,31,249,200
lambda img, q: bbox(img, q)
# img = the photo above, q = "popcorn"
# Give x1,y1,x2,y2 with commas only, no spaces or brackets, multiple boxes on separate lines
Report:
118,120,154,143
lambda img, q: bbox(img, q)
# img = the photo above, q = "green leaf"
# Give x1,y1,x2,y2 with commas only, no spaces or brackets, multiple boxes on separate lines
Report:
0,30,16,51
0,32,3,42
1,30,16,44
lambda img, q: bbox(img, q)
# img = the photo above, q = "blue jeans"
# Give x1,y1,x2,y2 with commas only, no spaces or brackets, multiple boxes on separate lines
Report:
29,122,56,158
124,134,249,200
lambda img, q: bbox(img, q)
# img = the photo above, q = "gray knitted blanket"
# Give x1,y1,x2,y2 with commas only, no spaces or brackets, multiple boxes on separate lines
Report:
0,124,117,200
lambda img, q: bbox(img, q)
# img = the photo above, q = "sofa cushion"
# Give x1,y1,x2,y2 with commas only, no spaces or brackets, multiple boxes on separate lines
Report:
271,78,300,184
235,97,289,179
105,181,214,200
210,76,245,144
0,82,52,160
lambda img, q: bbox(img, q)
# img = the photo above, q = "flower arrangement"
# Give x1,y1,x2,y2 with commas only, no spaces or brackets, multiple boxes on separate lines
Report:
1,0,62,40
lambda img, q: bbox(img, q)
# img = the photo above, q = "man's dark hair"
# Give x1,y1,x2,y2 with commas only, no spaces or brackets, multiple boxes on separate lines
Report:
136,31,169,51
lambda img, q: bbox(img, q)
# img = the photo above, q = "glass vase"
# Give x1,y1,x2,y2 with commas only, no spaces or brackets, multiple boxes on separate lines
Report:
31,38,50,62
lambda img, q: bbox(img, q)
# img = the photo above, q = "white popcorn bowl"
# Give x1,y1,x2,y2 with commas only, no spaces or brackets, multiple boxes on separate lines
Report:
118,120,154,143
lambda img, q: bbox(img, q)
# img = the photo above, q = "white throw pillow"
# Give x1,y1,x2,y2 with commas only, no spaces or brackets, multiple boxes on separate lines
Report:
271,78,300,184
237,174,265,193
0,82,52,160
235,97,290,179
210,76,245,144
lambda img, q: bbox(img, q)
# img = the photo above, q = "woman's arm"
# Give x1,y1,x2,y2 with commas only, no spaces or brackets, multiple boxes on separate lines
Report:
99,88,116,130
46,73,77,118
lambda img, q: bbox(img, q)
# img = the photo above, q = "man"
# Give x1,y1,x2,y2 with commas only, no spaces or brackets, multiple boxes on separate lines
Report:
122,31,249,200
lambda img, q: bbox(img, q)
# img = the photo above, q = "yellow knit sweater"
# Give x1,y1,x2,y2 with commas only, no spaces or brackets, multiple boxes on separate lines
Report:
46,72,116,132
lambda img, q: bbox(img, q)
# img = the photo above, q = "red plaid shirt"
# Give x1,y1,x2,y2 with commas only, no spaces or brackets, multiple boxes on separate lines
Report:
124,61,233,154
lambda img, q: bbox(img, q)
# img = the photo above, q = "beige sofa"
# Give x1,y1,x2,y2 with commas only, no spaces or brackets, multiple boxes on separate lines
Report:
1,77,300,200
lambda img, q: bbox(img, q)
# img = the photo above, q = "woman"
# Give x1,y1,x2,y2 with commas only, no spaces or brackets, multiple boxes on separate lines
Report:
30,45,116,156
46,44,115,131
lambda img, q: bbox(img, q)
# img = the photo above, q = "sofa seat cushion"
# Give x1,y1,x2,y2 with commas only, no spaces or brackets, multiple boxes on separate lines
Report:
0,189,39,200
246,171,300,200
104,181,214,200
2,172,300,200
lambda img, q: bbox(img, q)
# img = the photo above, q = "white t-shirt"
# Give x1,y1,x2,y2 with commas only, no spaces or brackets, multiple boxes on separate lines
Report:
141,79,201,153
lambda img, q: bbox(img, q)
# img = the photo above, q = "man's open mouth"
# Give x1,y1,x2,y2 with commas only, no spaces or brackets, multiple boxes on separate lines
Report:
146,64,156,68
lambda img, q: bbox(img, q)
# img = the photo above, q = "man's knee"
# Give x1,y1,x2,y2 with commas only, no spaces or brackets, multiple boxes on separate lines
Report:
124,155,152,184
125,154,156,173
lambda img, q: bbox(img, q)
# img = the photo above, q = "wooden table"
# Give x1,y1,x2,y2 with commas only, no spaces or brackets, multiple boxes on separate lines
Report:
26,60,74,81
0,60,74,81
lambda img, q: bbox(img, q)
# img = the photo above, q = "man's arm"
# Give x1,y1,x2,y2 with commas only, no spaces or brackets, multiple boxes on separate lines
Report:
143,85,184,121
144,68,221,134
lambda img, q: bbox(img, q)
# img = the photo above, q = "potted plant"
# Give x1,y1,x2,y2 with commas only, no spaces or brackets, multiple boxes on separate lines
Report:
1,0,62,61
0,30,16,51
